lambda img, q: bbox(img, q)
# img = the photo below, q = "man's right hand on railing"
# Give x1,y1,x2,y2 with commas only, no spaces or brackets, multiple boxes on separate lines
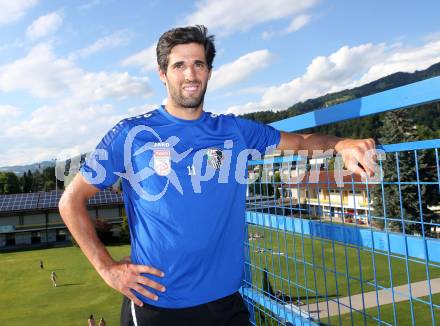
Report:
277,131,377,178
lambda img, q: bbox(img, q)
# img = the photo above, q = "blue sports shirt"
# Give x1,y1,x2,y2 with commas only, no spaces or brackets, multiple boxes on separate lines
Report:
81,106,280,308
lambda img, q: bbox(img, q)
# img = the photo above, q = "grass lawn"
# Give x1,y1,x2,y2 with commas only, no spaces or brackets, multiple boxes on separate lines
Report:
1,228,438,325
0,245,130,326
247,225,440,322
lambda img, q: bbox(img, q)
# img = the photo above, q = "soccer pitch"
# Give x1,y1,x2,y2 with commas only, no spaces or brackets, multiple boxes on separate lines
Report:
0,245,129,325
0,233,438,325
247,225,440,324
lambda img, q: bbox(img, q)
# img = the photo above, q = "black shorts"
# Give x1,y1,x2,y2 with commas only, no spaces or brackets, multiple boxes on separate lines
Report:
120,291,251,326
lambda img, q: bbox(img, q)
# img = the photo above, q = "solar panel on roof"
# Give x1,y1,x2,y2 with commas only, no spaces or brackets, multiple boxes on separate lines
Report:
0,193,39,212
88,192,98,205
37,191,62,209
0,196,9,212
16,193,39,210
0,189,122,213
88,190,123,206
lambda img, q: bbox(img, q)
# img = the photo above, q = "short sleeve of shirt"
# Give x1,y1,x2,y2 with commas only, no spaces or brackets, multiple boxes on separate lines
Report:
233,116,281,154
80,122,127,190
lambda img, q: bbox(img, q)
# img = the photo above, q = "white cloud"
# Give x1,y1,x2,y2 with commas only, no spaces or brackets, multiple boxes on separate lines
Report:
0,44,81,98
0,0,38,25
356,40,440,86
0,43,157,166
0,100,165,166
5,101,120,143
227,102,263,115
0,105,22,130
127,103,160,116
185,0,319,36
0,43,153,100
261,31,275,40
227,38,440,115
209,50,273,91
0,105,22,119
72,30,132,59
121,43,157,72
80,71,153,100
26,12,63,40
262,14,311,39
79,0,100,10
285,14,311,33
224,85,269,97
424,31,440,42
0,100,126,166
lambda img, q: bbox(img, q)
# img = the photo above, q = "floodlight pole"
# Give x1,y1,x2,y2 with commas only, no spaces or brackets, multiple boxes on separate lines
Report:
52,158,57,192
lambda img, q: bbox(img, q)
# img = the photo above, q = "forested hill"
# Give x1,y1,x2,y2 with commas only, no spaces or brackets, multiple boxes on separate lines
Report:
0,161,54,175
242,62,440,140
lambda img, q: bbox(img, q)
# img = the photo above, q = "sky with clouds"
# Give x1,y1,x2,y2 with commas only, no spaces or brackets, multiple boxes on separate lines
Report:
0,0,439,167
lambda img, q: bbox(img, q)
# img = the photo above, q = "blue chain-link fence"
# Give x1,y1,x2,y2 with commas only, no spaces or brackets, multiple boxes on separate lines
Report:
240,77,440,325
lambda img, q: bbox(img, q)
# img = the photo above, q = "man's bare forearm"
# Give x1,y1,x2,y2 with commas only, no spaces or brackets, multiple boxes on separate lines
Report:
277,131,344,155
59,192,114,276
277,131,377,176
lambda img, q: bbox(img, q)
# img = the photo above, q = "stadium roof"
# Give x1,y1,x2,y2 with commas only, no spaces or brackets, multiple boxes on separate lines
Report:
0,190,123,213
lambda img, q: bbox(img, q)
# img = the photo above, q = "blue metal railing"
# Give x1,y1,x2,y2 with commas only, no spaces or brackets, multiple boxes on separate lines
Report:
242,76,440,325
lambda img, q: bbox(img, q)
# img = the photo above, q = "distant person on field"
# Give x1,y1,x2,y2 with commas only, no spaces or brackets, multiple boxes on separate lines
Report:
50,271,57,287
99,317,105,326
40,260,44,269
88,314,95,326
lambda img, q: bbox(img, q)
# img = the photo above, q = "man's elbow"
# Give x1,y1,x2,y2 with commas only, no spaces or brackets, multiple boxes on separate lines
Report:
58,192,71,221
58,190,82,221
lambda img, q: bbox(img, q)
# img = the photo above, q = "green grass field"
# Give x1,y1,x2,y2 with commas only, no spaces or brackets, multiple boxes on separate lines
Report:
1,228,439,325
0,245,129,325
247,225,440,325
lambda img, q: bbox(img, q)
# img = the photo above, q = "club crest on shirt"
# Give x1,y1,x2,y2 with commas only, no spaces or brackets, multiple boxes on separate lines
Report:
206,148,224,170
153,149,171,176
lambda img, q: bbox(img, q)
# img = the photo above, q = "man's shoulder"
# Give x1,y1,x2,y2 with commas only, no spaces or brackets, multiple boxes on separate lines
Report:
205,112,257,125
98,108,162,146
111,108,162,132
121,108,161,126
205,111,237,121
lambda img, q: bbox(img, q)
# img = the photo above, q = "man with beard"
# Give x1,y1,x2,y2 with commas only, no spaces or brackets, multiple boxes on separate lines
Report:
59,25,376,325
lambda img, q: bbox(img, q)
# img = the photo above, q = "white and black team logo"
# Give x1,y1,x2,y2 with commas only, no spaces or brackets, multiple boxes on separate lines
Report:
206,148,224,169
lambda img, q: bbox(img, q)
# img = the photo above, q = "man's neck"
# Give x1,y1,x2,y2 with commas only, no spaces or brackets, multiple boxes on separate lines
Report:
164,101,203,120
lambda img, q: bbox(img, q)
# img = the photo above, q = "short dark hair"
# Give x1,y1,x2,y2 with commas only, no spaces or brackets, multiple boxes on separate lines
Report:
156,25,216,73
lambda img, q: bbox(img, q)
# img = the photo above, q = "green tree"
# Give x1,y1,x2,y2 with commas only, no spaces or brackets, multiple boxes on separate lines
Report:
6,173,20,194
252,167,275,198
371,110,438,235
0,172,20,194
43,180,55,191
42,166,56,191
31,170,44,192
26,170,34,192
119,215,130,244
0,173,6,194
21,170,33,193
